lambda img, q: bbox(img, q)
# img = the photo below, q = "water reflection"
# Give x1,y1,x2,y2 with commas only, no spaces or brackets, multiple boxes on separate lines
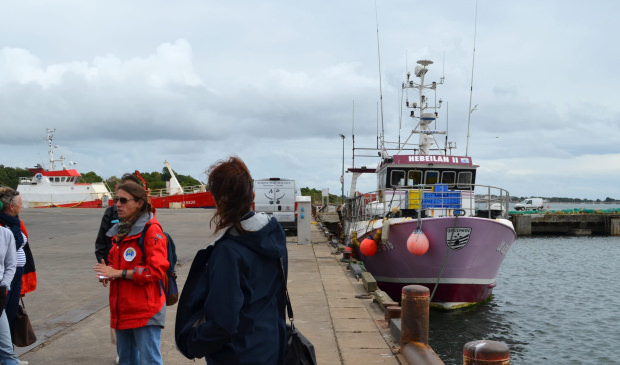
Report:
429,299,527,364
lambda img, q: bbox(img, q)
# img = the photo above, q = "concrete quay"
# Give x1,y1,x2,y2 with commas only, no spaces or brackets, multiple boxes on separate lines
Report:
510,212,620,236
16,208,402,364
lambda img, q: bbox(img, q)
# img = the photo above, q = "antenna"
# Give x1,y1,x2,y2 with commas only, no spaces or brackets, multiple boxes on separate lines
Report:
352,100,355,168
375,0,385,152
376,102,379,149
446,101,449,141
465,0,478,156
442,52,445,84
399,87,403,147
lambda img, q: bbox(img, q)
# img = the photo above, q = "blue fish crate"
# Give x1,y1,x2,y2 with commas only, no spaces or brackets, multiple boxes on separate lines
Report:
422,198,443,209
424,192,441,198
443,197,462,207
433,184,449,192
422,195,461,209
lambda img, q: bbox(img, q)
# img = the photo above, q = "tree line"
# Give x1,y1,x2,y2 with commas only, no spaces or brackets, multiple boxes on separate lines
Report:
3,165,615,203
299,187,341,205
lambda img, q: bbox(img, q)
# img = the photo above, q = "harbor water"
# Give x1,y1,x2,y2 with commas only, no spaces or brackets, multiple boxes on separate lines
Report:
429,235,620,364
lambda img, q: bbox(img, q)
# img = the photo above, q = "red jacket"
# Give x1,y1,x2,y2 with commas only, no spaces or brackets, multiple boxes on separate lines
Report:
107,213,169,330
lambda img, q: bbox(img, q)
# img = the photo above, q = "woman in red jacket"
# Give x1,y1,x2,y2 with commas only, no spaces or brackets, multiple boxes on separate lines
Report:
94,183,169,365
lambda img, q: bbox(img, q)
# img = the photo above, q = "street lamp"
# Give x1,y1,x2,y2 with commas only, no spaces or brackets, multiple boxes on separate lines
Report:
339,133,345,204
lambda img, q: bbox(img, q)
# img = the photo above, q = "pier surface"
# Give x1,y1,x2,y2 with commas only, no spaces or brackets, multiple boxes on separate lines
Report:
16,208,401,364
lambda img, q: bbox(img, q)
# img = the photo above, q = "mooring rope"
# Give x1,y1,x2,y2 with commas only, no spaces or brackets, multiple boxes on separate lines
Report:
429,210,464,302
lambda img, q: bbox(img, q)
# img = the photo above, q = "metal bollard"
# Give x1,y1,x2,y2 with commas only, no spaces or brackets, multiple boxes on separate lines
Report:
385,305,401,322
463,340,510,364
401,285,430,346
400,285,443,365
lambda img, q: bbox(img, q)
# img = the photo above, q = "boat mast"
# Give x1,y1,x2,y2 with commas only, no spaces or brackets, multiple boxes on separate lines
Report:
375,0,387,157
46,128,56,170
401,60,445,156
416,60,433,155
45,128,71,171
465,0,478,156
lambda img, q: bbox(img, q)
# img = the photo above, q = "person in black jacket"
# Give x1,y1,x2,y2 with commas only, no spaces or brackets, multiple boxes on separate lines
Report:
94,173,141,264
180,156,288,364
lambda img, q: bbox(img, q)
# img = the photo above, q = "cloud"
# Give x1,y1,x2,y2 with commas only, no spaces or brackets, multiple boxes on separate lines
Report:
1,1,619,200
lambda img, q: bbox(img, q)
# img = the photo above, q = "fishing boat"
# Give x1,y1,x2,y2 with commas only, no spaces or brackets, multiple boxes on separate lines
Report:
133,161,215,209
17,129,215,209
17,129,112,208
343,60,516,309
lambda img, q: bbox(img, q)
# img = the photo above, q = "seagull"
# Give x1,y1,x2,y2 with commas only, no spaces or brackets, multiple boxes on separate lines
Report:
470,104,478,114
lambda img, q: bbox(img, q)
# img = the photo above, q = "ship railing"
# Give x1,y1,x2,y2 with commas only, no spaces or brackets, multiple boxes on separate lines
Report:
344,184,510,224
143,184,208,197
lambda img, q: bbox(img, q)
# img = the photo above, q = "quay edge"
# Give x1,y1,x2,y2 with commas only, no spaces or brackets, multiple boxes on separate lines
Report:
510,212,620,236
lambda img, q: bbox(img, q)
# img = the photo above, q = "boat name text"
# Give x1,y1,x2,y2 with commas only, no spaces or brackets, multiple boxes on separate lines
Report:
393,155,473,165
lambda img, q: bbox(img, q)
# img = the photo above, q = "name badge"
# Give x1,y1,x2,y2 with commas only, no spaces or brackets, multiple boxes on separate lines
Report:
124,247,137,262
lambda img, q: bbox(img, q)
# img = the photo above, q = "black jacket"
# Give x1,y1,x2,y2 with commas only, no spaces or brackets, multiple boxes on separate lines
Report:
94,206,118,264
176,213,288,364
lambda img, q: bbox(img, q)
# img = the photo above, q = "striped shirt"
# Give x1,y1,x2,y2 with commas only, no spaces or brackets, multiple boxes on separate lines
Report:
16,232,27,267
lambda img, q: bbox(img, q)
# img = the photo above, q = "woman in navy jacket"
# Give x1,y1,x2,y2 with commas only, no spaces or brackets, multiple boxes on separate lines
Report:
184,156,288,364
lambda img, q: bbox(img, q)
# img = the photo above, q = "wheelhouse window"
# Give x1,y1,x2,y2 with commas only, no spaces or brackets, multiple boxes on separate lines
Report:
441,171,456,187
377,170,387,190
424,170,440,185
457,171,473,189
390,170,405,187
407,170,423,186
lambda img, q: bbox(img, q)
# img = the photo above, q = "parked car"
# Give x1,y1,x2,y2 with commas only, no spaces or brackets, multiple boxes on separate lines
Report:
253,177,299,233
514,197,544,211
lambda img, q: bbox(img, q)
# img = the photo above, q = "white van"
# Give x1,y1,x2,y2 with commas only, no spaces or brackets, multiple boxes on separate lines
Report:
514,197,545,211
253,178,300,233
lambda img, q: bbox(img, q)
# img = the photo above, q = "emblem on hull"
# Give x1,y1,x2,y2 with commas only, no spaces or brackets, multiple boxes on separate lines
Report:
446,227,472,250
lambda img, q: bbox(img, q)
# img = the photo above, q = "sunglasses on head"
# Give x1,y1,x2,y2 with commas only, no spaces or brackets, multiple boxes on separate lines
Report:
114,197,136,204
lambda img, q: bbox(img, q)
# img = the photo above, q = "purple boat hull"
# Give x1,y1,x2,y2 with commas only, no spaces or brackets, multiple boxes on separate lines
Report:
355,216,516,309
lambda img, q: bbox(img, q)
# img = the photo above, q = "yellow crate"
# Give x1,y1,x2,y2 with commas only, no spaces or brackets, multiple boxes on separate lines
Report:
407,190,421,209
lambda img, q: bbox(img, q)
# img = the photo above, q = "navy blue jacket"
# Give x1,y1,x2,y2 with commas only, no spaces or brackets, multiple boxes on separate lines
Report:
182,213,288,364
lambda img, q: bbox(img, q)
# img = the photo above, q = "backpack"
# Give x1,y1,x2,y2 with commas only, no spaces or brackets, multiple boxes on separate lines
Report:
174,245,215,359
138,222,179,306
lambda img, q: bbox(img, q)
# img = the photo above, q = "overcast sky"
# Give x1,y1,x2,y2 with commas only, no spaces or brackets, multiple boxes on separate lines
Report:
1,1,619,200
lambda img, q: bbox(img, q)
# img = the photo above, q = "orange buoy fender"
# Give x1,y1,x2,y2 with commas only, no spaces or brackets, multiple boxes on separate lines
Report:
360,237,378,256
406,230,429,256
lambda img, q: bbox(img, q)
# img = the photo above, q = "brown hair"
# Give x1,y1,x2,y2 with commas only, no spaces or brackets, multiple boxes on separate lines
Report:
121,173,141,185
0,187,19,213
207,156,254,234
116,182,152,214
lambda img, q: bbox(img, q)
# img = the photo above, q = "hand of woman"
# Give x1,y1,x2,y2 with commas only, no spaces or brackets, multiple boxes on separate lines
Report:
94,259,118,287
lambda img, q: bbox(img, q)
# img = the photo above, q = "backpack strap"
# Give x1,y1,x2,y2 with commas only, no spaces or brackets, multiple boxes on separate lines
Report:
279,257,294,330
137,222,154,265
